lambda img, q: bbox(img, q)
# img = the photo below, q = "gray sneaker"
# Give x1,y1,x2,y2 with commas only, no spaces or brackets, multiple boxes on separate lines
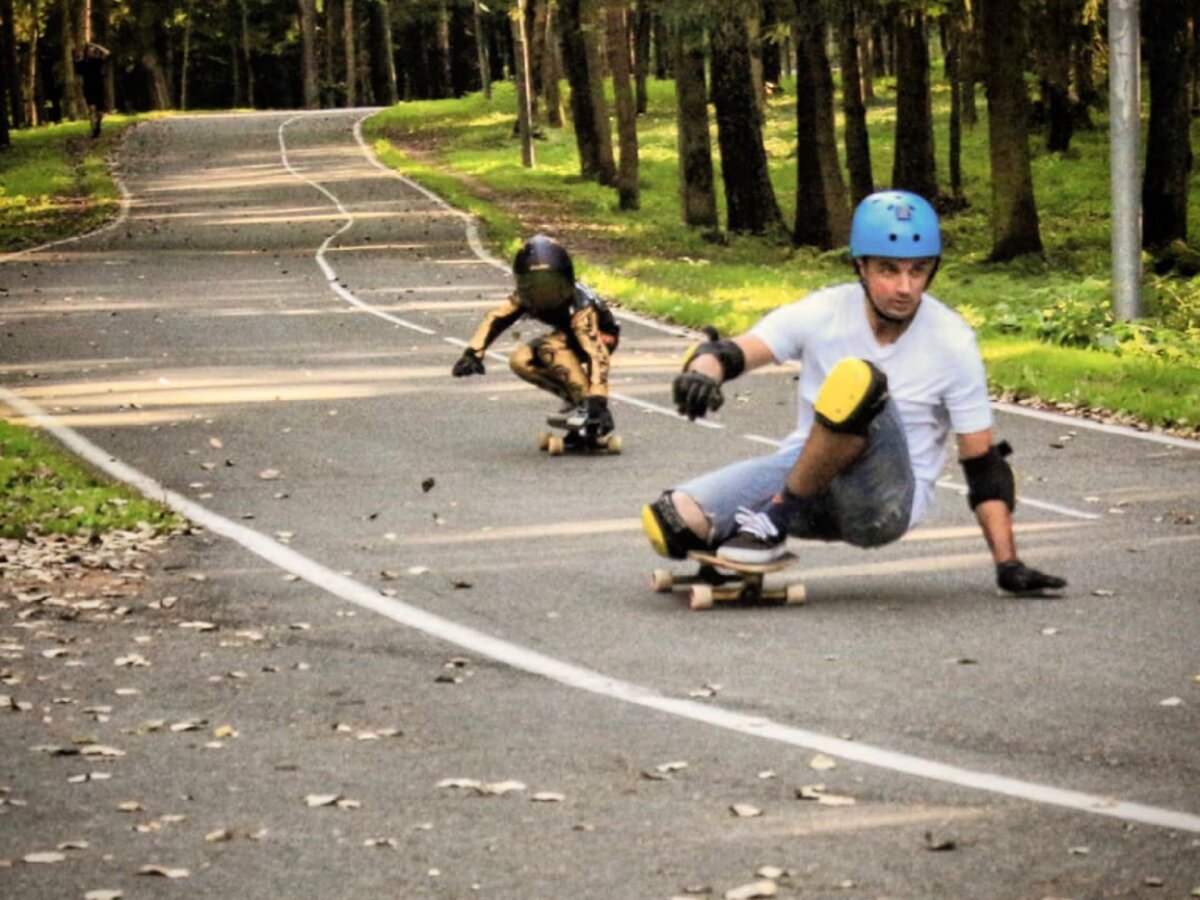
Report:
716,506,787,564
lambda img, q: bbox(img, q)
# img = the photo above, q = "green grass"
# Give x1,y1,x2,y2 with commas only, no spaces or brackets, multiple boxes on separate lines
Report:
0,116,133,251
363,77,1200,434
1,115,181,540
0,419,180,540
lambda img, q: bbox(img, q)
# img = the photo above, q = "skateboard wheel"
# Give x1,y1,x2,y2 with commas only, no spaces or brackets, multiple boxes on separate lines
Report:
689,584,714,610
538,432,552,451
785,583,807,605
605,435,622,455
650,569,673,593
546,436,565,456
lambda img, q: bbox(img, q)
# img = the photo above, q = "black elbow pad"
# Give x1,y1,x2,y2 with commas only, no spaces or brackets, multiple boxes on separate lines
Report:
961,440,1016,511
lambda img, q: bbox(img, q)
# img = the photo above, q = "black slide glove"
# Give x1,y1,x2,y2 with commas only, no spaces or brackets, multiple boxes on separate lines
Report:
583,396,615,436
996,560,1067,596
451,349,485,378
673,371,724,421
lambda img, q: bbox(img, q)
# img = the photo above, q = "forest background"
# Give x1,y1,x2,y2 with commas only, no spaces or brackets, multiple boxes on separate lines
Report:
1,0,1198,446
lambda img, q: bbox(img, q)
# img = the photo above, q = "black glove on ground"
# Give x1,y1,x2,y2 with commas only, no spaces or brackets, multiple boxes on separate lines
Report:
673,371,723,421
996,560,1067,595
451,349,485,378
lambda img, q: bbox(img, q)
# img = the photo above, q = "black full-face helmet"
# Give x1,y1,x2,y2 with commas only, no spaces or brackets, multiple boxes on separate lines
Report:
513,234,575,312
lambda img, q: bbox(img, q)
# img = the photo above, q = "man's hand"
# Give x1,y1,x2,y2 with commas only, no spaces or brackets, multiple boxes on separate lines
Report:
673,371,723,421
451,349,485,378
583,396,614,436
996,560,1066,596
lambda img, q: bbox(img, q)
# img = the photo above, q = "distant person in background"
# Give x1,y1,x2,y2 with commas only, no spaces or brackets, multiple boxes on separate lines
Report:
73,43,110,139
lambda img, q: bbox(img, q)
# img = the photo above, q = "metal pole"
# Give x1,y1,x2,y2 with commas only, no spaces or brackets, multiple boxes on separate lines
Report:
1109,0,1141,320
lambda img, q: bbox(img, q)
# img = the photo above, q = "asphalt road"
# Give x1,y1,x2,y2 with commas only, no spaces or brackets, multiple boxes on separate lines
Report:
1,110,1198,900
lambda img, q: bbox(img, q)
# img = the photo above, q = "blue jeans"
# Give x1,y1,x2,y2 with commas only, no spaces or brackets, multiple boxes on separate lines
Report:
677,402,915,548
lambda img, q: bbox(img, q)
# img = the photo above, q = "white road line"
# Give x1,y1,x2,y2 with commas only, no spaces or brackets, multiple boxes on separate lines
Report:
2,382,1198,835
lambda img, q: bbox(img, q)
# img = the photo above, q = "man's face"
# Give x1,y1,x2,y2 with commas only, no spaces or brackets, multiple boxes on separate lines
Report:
858,256,936,322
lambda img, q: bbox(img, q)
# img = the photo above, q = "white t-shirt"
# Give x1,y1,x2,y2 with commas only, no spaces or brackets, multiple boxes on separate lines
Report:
750,281,993,524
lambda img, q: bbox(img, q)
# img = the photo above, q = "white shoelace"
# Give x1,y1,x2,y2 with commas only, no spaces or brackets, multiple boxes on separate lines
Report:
733,506,780,541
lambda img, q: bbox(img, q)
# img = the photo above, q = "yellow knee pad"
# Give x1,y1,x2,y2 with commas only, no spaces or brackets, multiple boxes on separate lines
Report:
814,358,889,435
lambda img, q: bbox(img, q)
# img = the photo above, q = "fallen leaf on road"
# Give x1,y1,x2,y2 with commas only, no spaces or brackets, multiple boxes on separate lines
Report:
421,478,436,493
204,829,232,843
258,469,281,480
724,880,777,899
809,754,837,771
118,801,145,812
656,761,689,774
730,803,762,818
924,830,956,851
1160,697,1183,707
137,866,189,878
178,621,216,632
80,745,124,757
208,437,223,449
85,891,123,900
364,837,398,848
1092,589,1115,597
756,866,785,879
23,851,66,864
530,792,565,803
304,794,341,807
114,654,149,667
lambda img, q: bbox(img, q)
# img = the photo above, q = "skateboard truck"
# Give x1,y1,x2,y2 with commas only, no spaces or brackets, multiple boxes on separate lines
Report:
651,550,805,610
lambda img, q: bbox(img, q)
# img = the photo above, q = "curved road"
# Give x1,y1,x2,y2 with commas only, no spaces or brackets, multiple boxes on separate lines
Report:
2,110,1198,899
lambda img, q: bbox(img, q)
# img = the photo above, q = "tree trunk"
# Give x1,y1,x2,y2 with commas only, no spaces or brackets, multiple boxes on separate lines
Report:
761,0,783,86
180,3,191,110
434,1,452,98
793,8,850,248
343,0,356,106
298,0,318,109
0,33,10,147
59,0,81,120
472,0,491,99
542,3,564,126
979,0,1043,260
891,8,938,202
1039,0,1075,152
710,12,786,237
0,0,21,127
945,11,964,202
605,0,638,209
634,0,651,114
238,0,253,107
512,0,535,167
368,0,397,106
671,9,717,229
839,1,874,205
559,0,615,184
1142,0,1192,249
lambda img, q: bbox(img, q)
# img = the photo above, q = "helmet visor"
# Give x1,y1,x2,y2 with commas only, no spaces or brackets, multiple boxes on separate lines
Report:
516,269,573,311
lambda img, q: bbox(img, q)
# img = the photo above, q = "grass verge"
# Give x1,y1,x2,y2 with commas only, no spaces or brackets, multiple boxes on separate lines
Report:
1,115,180,540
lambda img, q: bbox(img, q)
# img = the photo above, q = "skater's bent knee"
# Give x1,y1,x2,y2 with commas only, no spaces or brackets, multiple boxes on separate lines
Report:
642,492,708,559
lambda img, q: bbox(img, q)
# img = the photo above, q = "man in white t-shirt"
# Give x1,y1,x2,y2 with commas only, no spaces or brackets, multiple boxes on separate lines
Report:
641,190,1066,596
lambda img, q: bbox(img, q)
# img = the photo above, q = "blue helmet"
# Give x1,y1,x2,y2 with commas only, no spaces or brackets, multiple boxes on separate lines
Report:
849,190,941,259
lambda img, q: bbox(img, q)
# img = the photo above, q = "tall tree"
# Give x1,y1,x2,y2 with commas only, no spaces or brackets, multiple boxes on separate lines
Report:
1037,0,1078,153
710,9,786,236
512,0,535,167
2,0,23,127
298,0,318,109
633,0,651,114
472,0,491,99
559,0,616,184
839,0,874,205
978,0,1042,259
605,0,639,209
367,0,397,106
344,0,357,106
1142,0,1192,249
669,6,717,228
793,3,850,249
238,0,255,108
541,2,565,127
891,5,938,202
